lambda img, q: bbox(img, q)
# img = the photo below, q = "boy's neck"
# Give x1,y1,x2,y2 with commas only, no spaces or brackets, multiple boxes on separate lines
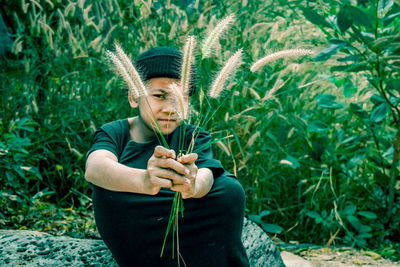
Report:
129,116,157,143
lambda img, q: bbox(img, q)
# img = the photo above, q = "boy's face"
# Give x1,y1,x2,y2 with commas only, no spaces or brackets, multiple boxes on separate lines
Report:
129,77,189,138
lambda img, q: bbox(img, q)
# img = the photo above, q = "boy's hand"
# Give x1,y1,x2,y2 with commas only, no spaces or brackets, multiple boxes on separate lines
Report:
145,146,191,195
172,153,199,199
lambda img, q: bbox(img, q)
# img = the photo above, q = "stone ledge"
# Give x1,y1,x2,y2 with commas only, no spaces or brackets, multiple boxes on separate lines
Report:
0,218,285,267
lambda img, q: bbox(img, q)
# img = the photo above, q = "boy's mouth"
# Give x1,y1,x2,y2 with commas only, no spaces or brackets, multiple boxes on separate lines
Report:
157,118,178,122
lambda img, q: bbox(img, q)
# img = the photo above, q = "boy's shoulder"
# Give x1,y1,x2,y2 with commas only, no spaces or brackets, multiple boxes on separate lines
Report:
99,118,129,136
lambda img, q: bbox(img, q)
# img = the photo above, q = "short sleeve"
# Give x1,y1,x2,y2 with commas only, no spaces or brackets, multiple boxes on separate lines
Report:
86,119,129,160
188,127,225,178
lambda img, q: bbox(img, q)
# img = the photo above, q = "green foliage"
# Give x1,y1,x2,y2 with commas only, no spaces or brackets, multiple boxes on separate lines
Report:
297,0,400,256
0,0,399,260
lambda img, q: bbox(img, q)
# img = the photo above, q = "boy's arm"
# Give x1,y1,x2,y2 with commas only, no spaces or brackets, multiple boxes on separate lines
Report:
85,149,151,194
85,147,192,195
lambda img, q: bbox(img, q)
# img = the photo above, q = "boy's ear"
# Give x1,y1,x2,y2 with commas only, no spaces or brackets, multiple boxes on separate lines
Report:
128,94,139,108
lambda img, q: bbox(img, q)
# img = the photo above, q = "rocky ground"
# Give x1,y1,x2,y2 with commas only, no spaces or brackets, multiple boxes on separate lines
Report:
281,245,400,267
1,222,399,266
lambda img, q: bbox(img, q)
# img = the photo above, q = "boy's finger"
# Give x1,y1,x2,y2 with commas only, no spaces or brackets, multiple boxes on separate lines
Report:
170,184,188,192
151,177,173,188
154,169,190,185
177,153,198,164
157,158,190,176
154,146,176,159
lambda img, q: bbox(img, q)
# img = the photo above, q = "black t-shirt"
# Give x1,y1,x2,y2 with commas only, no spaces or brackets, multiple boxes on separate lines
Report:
87,118,224,180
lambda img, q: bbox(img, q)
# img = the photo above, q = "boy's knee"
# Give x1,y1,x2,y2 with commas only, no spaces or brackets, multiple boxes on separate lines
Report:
211,173,246,213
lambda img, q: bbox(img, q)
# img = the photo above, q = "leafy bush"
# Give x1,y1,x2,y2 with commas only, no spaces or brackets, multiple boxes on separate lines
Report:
0,0,399,259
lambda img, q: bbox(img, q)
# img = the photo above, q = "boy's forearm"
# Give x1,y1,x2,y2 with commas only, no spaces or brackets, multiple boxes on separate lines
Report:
192,168,214,198
85,152,148,194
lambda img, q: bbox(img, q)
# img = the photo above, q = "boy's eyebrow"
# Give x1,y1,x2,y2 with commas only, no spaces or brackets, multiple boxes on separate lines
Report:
151,88,168,93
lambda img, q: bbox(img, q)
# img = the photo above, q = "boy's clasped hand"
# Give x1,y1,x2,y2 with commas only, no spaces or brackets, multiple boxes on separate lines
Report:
146,145,198,198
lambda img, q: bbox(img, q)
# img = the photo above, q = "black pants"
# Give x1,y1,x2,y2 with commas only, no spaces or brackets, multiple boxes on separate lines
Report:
92,172,250,267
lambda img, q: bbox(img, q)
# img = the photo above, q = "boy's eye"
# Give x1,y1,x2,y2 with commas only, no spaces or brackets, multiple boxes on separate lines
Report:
154,94,166,99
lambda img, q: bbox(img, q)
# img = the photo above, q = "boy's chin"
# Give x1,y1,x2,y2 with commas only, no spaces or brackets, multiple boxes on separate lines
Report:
154,124,178,135
160,127,177,135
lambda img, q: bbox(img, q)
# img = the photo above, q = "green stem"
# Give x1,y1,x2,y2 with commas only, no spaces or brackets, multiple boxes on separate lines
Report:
387,130,400,218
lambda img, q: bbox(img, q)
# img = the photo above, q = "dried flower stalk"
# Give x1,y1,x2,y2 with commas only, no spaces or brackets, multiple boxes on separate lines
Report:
250,48,314,72
169,83,187,120
209,49,243,98
181,36,196,96
114,43,148,97
106,50,140,98
201,14,235,59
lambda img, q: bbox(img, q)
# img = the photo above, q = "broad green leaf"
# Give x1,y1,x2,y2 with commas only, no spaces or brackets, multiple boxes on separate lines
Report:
306,211,321,220
248,214,263,225
260,210,271,218
307,121,327,134
345,62,369,72
315,44,343,62
348,6,373,30
357,232,372,239
347,215,362,230
337,54,362,62
370,94,386,105
328,38,349,45
342,82,357,98
370,103,389,123
343,204,357,215
359,225,372,233
330,65,350,72
315,94,345,109
337,6,353,33
300,7,332,28
350,103,368,119
260,223,283,234
357,211,377,219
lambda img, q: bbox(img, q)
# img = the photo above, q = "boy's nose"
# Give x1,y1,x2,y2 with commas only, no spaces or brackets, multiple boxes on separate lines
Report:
161,103,177,114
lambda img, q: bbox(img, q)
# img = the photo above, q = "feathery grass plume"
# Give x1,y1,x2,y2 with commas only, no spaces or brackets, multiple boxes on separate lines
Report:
181,35,196,96
201,14,235,59
114,43,148,97
106,50,140,99
169,83,187,120
209,49,243,98
250,48,314,72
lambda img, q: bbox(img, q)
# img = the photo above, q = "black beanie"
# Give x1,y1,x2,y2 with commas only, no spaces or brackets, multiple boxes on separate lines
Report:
135,47,196,95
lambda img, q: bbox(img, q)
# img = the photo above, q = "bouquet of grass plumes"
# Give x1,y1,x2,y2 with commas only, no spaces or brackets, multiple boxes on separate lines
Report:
106,13,313,265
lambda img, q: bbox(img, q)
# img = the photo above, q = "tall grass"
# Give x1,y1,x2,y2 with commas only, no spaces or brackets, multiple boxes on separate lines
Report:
1,0,399,257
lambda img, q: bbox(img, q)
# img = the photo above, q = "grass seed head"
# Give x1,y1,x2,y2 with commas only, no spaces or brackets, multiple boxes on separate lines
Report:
106,50,140,99
209,49,243,98
114,43,148,97
169,83,188,120
250,48,314,72
201,14,235,59
181,36,197,96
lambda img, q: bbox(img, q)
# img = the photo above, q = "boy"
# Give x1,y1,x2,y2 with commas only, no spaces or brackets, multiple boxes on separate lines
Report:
85,47,249,266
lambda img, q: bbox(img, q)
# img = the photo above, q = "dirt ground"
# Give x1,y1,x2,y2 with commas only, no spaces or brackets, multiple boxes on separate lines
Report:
290,246,400,267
